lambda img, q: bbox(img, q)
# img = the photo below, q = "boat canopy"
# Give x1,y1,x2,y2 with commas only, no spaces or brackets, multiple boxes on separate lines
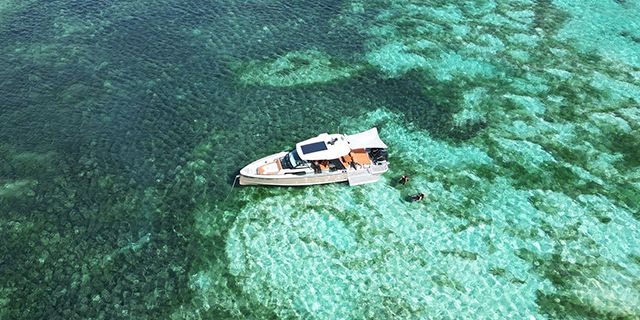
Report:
295,128,387,161
296,133,351,161
346,128,388,150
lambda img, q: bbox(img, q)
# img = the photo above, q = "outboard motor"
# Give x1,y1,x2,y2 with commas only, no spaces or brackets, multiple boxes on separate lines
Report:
369,148,388,163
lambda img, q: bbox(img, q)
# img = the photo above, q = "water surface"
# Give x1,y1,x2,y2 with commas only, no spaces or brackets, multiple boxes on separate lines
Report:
1,0,639,319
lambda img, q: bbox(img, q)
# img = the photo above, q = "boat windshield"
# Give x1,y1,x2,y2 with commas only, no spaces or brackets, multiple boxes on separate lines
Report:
286,150,303,168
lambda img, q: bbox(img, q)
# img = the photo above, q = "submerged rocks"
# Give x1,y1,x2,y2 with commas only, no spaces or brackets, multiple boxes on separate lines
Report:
0,180,37,198
365,42,427,77
179,104,640,318
234,49,363,87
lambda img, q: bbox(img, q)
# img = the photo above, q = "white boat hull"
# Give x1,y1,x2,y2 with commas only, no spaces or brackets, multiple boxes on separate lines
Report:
238,152,388,187
239,171,349,186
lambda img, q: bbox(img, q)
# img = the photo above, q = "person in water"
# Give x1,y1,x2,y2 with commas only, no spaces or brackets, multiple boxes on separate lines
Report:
399,175,410,185
411,192,425,202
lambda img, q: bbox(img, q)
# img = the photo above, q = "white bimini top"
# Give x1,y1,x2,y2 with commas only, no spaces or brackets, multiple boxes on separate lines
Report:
346,128,388,149
295,128,387,161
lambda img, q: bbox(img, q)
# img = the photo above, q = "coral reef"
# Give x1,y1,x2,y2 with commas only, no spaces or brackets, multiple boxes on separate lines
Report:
187,109,640,319
234,49,363,87
2,0,639,319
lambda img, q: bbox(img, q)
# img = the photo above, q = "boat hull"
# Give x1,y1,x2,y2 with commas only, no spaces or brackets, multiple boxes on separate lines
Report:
238,151,388,187
239,171,349,186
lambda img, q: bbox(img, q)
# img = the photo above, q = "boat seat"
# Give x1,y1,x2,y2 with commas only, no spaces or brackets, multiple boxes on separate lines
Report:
340,154,353,169
350,149,372,165
257,159,282,175
319,161,330,171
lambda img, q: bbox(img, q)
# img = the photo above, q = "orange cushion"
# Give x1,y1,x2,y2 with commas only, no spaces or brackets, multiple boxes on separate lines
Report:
350,149,372,165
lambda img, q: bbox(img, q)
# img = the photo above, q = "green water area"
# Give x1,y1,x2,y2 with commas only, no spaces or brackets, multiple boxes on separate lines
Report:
1,0,639,319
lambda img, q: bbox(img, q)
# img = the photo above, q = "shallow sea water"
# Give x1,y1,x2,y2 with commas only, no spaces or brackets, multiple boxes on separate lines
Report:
1,0,639,319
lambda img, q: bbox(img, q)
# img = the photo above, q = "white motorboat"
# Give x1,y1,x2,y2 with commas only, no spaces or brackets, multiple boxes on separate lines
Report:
239,128,389,186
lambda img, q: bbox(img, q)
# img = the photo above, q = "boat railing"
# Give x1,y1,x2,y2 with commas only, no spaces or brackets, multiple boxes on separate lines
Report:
369,162,388,174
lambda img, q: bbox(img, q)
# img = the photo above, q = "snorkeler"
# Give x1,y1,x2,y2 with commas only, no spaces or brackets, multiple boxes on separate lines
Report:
399,175,409,185
411,193,425,202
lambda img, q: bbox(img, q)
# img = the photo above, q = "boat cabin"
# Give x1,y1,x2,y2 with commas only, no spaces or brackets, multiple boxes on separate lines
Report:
280,128,388,172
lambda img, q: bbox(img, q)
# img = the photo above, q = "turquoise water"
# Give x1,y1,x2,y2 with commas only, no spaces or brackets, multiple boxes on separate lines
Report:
1,0,639,319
